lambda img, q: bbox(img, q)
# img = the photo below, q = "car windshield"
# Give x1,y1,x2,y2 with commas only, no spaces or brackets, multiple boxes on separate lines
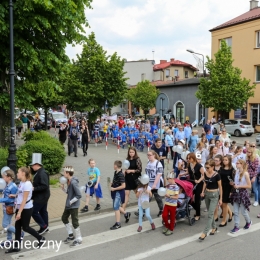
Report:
53,113,65,119
240,121,251,125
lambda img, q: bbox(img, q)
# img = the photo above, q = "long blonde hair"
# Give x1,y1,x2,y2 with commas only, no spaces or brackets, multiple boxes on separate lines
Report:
237,159,248,182
149,150,160,161
19,167,32,182
246,147,256,162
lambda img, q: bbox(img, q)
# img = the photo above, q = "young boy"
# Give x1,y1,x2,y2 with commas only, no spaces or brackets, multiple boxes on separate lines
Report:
61,166,82,247
80,159,103,213
162,172,179,236
110,160,126,230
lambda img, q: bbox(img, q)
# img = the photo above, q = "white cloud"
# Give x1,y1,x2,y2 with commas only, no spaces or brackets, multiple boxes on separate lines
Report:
66,0,251,66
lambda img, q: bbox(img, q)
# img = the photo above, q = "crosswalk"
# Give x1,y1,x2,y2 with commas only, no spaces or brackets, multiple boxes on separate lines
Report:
5,207,260,260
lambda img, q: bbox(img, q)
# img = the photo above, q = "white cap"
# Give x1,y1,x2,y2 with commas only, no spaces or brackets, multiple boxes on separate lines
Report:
179,139,185,145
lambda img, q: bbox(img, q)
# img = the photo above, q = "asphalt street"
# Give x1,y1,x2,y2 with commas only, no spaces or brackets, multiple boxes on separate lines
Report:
0,129,258,259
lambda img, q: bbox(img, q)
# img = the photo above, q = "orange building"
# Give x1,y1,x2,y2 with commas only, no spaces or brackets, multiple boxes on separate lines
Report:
209,0,260,130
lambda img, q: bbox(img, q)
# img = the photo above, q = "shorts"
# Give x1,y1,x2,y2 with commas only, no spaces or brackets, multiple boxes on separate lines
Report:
113,192,121,210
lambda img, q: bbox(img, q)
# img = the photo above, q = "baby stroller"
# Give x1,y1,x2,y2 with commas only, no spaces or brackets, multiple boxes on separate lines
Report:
175,179,195,226
162,179,195,227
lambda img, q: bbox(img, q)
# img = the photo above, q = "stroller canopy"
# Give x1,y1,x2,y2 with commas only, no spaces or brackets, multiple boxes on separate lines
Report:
175,179,194,201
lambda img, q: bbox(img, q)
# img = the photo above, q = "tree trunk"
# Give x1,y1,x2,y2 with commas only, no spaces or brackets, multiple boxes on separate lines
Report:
0,106,10,147
44,107,48,131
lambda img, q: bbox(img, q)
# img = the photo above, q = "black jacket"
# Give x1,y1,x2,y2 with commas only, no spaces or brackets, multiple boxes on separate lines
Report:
32,167,50,204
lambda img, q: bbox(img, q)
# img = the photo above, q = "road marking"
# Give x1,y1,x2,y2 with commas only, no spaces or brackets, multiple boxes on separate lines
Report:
227,222,260,237
123,233,201,260
11,217,165,260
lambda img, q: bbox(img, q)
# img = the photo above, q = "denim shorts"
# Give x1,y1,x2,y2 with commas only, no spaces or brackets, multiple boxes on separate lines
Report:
113,192,121,210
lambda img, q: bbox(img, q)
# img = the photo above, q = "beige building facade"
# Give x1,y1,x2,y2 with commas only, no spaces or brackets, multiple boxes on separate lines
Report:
209,1,260,130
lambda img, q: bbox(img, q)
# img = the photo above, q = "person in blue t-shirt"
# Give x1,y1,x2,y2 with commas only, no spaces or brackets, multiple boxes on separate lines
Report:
121,132,127,148
80,159,103,213
112,127,118,143
150,122,158,134
206,130,213,142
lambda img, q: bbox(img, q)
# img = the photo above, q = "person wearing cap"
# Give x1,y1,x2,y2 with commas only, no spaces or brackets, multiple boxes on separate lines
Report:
30,153,50,236
173,139,185,177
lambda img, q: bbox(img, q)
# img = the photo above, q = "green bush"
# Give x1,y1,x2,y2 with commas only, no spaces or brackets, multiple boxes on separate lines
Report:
0,147,8,170
16,149,28,169
18,138,66,175
22,130,52,142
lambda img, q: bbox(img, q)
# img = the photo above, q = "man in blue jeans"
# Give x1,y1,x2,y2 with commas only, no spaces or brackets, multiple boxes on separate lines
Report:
30,153,50,235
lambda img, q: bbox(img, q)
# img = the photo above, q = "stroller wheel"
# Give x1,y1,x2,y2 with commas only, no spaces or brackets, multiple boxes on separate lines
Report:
190,217,195,226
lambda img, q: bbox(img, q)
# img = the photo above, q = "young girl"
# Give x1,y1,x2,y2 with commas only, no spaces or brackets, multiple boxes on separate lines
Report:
223,141,230,156
80,159,103,213
136,175,155,232
6,167,45,253
230,159,252,233
0,169,18,247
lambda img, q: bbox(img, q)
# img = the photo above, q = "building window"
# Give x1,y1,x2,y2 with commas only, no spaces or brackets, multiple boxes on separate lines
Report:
257,66,260,82
174,70,179,77
257,31,260,48
165,69,170,77
175,102,185,124
220,37,232,48
185,71,188,78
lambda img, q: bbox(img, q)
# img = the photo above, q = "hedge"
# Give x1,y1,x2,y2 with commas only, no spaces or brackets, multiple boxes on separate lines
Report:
0,147,8,170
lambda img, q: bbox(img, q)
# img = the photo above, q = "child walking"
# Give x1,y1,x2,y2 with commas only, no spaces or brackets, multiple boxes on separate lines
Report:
0,169,19,247
162,172,179,236
136,174,155,232
80,159,103,213
61,166,83,247
110,160,125,230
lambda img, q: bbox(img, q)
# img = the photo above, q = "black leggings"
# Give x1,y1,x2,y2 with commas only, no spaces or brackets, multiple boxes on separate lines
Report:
15,208,42,245
82,139,88,154
191,182,203,217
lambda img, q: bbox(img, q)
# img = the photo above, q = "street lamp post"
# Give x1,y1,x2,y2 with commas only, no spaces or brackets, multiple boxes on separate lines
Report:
186,49,206,77
7,0,17,174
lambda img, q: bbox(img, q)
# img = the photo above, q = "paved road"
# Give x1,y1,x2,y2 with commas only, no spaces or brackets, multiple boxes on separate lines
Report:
1,200,260,260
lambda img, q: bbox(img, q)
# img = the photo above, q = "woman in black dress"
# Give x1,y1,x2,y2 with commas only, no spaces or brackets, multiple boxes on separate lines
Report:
187,152,205,221
58,122,67,146
122,147,142,222
81,124,90,156
218,155,234,226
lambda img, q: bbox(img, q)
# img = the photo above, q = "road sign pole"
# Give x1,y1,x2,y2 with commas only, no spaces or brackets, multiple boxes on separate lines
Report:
160,98,164,140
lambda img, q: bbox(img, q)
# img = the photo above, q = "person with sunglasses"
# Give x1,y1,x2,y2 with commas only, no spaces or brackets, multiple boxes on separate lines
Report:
186,152,204,221
199,159,222,241
229,159,252,233
219,128,231,146
249,143,260,158
145,150,164,217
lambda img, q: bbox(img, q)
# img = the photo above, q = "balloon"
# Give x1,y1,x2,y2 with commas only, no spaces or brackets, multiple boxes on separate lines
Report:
0,178,6,190
158,187,167,196
80,186,86,192
139,174,150,185
172,146,177,152
1,166,10,175
59,176,67,184
181,151,190,161
141,201,150,209
176,145,183,154
123,160,130,169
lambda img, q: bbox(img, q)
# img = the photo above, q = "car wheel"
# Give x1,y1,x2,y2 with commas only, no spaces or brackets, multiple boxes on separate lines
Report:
234,130,241,137
246,133,252,136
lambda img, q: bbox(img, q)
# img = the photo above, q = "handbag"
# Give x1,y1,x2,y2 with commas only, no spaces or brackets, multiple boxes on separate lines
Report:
5,205,15,215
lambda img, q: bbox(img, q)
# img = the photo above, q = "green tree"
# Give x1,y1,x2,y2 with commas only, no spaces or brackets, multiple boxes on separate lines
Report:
0,0,92,146
127,80,159,118
196,40,255,115
61,32,128,122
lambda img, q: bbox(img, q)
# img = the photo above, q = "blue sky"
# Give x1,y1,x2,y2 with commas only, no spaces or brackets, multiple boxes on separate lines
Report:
66,0,250,68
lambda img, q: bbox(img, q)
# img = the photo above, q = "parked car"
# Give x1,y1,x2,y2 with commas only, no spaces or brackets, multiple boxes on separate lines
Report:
213,119,254,137
39,115,52,129
256,134,260,146
48,112,68,127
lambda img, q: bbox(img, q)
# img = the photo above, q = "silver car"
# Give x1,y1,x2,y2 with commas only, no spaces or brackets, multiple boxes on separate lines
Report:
214,119,254,137
256,134,260,146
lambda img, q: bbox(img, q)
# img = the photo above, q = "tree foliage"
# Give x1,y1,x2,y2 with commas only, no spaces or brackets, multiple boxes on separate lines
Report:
0,0,92,146
196,40,255,112
127,80,159,117
61,32,128,121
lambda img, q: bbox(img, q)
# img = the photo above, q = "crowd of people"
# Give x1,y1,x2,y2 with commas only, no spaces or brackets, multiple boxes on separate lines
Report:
2,114,260,252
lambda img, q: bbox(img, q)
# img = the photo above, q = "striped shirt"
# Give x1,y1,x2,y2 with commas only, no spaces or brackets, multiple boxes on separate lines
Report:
165,184,179,206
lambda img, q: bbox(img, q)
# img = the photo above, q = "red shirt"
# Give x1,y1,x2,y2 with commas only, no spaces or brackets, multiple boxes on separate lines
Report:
118,119,124,129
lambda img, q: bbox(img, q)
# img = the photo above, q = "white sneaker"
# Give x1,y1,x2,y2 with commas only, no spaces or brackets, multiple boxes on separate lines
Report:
253,201,258,207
